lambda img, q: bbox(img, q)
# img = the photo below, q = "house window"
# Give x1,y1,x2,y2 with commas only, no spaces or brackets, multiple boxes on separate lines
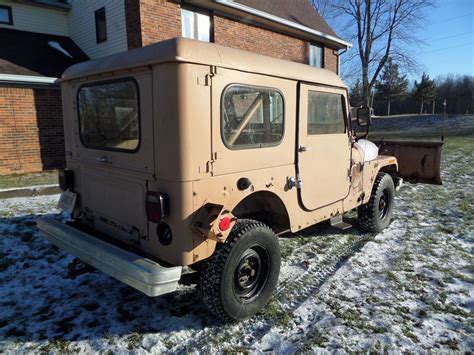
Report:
0,5,13,25
95,7,107,43
181,8,210,42
309,44,324,68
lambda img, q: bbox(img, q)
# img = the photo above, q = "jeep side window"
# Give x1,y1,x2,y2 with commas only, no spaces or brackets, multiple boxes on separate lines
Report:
307,91,345,135
78,78,140,152
221,85,284,149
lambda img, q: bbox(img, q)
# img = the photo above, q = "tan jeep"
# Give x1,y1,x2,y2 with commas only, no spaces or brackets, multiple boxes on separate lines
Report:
38,37,442,321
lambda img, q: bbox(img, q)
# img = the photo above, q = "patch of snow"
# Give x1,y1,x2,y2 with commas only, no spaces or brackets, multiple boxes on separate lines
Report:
0,184,59,192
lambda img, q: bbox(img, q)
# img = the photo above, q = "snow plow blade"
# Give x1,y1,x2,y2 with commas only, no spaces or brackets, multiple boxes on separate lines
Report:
37,216,182,297
374,140,443,185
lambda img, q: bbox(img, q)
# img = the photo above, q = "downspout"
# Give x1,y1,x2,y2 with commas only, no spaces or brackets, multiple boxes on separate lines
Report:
333,48,348,75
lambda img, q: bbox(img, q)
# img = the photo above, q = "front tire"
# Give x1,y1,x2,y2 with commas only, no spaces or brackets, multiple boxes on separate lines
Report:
199,219,281,321
358,172,395,233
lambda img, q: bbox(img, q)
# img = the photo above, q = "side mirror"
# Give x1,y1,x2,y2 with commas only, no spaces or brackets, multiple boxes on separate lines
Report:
357,107,372,127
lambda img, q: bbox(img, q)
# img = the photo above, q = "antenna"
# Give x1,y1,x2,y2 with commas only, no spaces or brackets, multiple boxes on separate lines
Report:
442,99,447,142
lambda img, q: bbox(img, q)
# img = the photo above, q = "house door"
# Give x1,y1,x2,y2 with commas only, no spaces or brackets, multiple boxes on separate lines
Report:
297,84,351,210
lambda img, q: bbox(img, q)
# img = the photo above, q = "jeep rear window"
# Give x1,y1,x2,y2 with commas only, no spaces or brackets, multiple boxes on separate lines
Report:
78,79,140,152
307,91,346,135
221,85,284,149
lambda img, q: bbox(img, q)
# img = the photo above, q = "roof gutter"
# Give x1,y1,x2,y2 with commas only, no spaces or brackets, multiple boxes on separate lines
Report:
0,74,57,85
16,0,71,11
214,0,352,49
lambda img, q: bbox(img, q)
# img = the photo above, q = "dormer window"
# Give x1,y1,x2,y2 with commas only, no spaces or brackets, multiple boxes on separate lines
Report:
0,5,13,25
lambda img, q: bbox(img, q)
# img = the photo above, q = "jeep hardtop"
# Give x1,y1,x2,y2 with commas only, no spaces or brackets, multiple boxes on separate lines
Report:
38,37,442,320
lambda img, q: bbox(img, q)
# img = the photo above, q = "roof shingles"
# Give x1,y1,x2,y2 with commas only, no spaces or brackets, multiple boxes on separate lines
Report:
234,0,338,38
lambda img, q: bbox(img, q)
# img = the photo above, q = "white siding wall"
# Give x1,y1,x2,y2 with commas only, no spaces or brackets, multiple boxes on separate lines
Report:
0,0,68,36
68,0,128,59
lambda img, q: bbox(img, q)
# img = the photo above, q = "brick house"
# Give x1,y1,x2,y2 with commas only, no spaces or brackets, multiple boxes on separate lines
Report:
0,0,350,175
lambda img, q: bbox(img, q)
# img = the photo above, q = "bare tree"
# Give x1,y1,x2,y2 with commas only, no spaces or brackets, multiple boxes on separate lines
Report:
316,0,434,105
310,0,332,18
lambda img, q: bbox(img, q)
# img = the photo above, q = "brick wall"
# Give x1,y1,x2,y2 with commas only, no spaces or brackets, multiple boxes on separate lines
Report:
213,15,308,64
324,47,338,73
0,87,65,175
126,0,181,49
125,0,142,49
125,0,339,73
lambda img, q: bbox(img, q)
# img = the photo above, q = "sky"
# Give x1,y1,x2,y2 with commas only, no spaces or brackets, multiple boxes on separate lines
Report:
333,0,474,83
414,0,473,80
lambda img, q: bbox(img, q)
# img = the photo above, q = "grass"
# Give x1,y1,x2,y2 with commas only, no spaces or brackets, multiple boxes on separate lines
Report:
402,327,419,343
126,332,143,350
0,170,58,189
222,347,251,354
438,338,460,351
436,225,454,234
459,199,472,213
299,329,329,351
366,114,474,139
261,299,292,328
39,340,71,353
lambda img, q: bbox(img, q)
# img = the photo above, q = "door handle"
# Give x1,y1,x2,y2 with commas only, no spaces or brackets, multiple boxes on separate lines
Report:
298,145,312,152
96,156,111,164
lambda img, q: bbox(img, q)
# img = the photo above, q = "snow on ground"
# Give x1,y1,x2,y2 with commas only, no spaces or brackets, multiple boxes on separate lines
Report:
0,137,473,353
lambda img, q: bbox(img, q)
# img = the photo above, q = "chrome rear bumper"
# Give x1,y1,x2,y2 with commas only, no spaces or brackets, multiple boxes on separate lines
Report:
37,216,182,297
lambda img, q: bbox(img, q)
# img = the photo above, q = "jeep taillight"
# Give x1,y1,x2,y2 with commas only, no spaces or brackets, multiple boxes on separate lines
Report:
58,169,74,191
145,192,169,223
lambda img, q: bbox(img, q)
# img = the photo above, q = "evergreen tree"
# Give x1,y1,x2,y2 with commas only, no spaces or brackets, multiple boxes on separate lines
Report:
413,72,437,114
375,58,408,116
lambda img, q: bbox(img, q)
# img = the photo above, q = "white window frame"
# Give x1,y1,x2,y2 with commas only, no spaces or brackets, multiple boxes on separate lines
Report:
0,5,13,25
95,7,107,43
181,8,211,42
309,44,324,68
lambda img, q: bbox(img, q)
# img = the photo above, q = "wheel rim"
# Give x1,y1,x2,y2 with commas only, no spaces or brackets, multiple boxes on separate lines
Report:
378,189,390,220
233,246,270,303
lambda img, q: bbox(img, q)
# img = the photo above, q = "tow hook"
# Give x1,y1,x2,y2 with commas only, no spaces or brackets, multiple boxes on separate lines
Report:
67,258,96,279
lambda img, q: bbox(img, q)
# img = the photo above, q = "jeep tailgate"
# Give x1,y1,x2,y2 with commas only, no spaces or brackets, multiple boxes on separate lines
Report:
63,71,155,244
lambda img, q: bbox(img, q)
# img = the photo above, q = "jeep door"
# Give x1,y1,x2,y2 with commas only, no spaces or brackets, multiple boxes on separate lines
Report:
297,84,351,210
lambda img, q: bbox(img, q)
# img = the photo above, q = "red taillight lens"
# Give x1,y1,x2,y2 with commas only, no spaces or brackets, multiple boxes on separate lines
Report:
146,192,169,223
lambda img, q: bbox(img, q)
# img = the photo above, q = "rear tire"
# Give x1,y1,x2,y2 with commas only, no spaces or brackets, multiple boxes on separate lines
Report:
358,172,395,233
199,219,280,321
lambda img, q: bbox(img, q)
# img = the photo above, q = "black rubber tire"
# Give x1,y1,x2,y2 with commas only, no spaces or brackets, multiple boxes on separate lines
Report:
199,219,281,321
358,172,395,233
